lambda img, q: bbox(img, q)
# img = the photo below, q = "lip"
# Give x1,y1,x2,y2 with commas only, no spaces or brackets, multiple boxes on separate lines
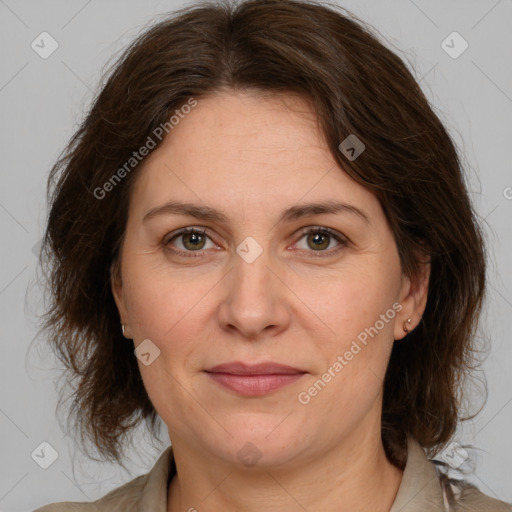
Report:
206,361,306,375
204,361,307,396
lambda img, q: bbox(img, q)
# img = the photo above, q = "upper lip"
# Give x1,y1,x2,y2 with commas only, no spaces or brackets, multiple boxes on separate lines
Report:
205,361,306,375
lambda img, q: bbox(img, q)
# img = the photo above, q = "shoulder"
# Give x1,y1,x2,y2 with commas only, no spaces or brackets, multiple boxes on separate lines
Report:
33,446,174,512
439,474,512,511
399,437,511,512
32,473,148,512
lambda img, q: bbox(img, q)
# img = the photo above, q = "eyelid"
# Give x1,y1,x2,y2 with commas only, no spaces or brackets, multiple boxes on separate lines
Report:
164,226,209,244
163,226,220,249
164,224,348,258
290,226,348,256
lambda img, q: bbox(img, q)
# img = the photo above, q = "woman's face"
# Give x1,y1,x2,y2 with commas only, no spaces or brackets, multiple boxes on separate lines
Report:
112,90,428,468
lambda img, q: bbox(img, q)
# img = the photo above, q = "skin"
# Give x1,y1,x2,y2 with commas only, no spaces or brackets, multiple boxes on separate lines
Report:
111,89,430,512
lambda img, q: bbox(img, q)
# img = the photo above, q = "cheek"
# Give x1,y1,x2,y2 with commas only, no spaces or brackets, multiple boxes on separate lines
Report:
291,259,400,343
121,265,212,423
290,260,400,412
121,252,216,341
121,259,221,406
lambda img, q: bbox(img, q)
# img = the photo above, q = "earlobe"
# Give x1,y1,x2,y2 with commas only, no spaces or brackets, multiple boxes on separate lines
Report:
110,264,133,339
394,259,431,340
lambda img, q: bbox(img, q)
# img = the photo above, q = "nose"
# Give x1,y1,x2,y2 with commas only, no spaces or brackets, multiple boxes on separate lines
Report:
216,245,291,341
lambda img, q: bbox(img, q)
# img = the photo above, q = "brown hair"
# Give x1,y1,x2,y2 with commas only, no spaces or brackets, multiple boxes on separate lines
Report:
38,0,487,469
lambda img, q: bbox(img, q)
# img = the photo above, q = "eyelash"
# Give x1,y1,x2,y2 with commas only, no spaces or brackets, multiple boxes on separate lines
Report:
163,226,348,258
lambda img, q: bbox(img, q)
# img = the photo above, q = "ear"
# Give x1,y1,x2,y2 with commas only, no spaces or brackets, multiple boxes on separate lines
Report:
110,259,132,339
394,253,430,340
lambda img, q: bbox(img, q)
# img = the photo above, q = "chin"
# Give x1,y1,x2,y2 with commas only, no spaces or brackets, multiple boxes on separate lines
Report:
216,418,311,468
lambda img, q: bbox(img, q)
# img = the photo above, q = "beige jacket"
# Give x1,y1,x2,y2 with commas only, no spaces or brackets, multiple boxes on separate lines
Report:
34,438,512,511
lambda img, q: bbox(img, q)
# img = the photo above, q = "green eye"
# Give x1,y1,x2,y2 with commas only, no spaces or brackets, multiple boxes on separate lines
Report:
164,226,347,259
295,227,347,255
165,227,216,256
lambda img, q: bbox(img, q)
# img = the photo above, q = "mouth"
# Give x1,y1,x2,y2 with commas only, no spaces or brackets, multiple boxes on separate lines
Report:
204,361,307,396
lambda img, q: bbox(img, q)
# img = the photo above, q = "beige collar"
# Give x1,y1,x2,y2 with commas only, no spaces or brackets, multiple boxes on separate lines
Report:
390,437,446,511
139,437,446,511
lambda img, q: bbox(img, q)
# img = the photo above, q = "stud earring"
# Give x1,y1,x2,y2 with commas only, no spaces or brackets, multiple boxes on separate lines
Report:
403,318,412,333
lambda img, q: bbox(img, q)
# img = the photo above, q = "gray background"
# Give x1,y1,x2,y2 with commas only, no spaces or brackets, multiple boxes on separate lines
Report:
0,0,511,510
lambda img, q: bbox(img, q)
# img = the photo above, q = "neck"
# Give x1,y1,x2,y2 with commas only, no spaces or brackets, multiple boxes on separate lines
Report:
167,427,404,512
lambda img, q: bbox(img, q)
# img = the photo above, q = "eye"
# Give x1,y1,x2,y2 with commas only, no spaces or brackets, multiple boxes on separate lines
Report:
163,226,348,258
293,227,347,256
164,227,218,256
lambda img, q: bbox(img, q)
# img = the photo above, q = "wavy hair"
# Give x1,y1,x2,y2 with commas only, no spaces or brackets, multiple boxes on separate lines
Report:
38,0,487,469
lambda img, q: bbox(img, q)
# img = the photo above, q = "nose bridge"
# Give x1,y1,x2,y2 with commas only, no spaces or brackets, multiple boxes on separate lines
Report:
232,242,275,310
217,237,290,337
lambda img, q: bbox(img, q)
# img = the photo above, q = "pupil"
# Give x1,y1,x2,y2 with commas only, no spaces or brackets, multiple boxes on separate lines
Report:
185,232,204,249
309,233,328,250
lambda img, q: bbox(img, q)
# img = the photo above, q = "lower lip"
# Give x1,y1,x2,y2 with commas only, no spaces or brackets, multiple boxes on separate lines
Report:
206,372,305,396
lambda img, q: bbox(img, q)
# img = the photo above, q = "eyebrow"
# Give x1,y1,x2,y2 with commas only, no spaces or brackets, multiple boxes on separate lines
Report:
142,199,370,226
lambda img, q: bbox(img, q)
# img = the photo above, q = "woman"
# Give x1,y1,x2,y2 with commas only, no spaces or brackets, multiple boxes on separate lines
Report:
35,0,512,510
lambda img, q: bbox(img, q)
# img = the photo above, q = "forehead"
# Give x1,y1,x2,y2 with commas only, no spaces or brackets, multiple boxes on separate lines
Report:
128,91,380,224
